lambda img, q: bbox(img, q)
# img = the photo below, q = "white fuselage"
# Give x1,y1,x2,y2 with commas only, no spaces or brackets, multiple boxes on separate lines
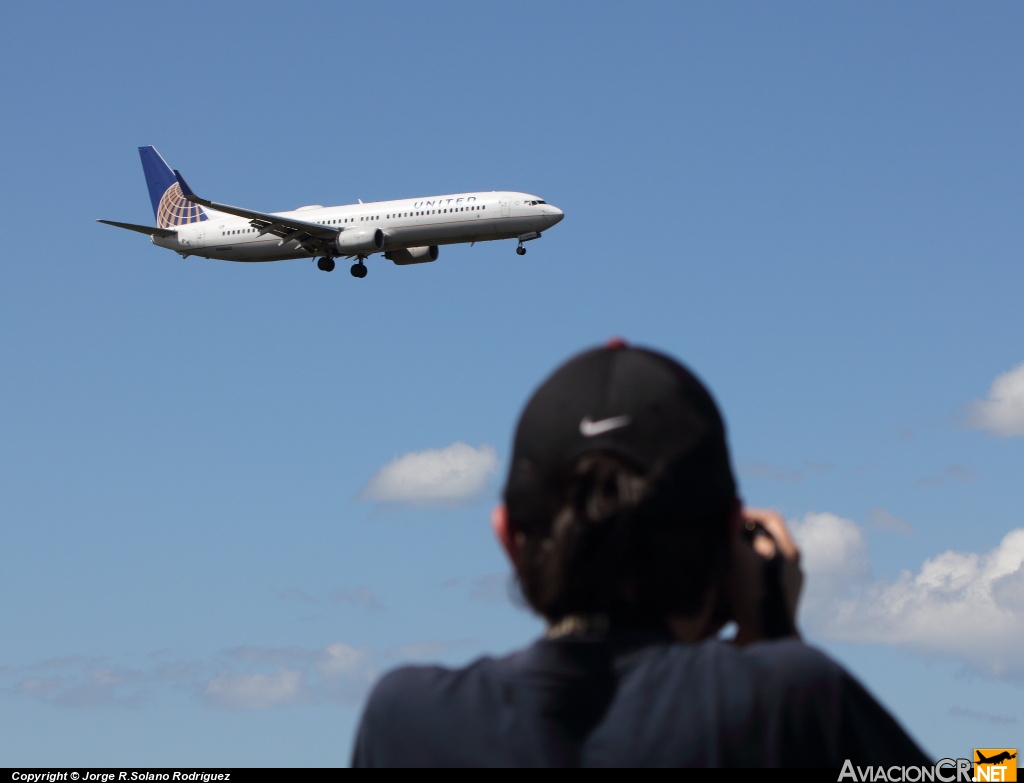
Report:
156,191,563,261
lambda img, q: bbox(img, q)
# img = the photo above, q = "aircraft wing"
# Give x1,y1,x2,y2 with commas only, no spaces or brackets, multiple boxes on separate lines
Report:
97,219,177,238
174,171,339,253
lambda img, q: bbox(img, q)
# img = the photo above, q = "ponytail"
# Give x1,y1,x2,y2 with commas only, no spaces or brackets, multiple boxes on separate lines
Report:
510,454,729,624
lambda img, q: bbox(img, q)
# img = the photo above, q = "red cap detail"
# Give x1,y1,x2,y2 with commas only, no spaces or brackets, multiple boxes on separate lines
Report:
606,337,628,349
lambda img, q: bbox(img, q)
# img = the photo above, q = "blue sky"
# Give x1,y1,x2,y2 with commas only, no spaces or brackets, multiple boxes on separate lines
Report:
1,1,1022,766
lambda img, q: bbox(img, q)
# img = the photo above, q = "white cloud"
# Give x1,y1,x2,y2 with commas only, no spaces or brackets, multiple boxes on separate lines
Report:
223,645,309,666
949,706,1020,725
203,643,374,709
278,585,385,611
4,642,376,710
915,464,977,487
969,360,1024,436
360,442,499,506
867,508,914,536
793,516,1024,675
7,658,147,708
204,669,303,709
739,458,833,483
328,586,385,611
470,573,509,604
278,587,318,604
317,643,368,677
389,641,461,661
790,513,872,614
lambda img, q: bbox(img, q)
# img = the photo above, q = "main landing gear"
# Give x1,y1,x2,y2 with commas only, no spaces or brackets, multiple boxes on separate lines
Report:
516,244,527,256
319,255,367,277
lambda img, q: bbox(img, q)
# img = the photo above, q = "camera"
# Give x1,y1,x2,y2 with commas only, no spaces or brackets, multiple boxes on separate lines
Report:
742,521,795,639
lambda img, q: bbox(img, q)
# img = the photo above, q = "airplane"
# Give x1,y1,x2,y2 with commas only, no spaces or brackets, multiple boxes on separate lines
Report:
976,751,1017,765
98,146,564,278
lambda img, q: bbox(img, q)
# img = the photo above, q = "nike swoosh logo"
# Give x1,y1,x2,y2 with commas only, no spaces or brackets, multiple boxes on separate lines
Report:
579,415,632,437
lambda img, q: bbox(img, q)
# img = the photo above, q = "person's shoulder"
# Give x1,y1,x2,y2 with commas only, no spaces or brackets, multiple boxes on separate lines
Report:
641,636,845,680
353,650,529,767
585,637,852,767
360,642,536,724
736,639,929,766
368,661,456,699
363,655,498,716
640,637,852,704
362,663,435,712
609,635,838,679
740,637,849,681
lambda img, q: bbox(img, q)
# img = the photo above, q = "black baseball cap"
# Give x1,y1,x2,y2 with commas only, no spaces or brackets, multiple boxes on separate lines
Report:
503,340,738,530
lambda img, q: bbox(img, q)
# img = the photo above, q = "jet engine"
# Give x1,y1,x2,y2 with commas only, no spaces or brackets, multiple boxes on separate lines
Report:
335,227,385,255
384,246,439,265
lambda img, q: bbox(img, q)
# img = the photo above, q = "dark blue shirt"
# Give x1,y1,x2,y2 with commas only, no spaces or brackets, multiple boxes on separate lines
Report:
352,628,929,767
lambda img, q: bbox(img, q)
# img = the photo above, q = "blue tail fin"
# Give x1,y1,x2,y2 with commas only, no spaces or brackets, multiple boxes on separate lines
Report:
138,146,208,229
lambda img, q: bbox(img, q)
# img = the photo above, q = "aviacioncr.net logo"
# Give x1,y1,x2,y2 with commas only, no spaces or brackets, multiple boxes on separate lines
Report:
974,749,1017,782
839,758,973,782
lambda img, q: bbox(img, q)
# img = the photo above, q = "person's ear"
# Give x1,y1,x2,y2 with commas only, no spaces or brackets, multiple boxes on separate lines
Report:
491,504,519,563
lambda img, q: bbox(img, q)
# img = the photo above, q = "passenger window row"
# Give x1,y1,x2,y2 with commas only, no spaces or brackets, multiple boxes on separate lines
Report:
328,205,487,223
220,204,488,236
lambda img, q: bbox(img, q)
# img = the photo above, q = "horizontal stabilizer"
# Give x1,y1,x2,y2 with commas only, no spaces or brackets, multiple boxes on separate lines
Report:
97,219,177,238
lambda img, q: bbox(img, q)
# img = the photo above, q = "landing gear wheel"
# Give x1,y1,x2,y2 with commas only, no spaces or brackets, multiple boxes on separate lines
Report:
516,245,527,256
350,263,367,278
317,257,336,272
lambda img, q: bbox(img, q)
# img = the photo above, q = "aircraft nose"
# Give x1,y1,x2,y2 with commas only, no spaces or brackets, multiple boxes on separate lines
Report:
546,205,564,223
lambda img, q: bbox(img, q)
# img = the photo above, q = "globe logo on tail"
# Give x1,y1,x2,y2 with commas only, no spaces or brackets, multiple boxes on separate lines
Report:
156,182,206,228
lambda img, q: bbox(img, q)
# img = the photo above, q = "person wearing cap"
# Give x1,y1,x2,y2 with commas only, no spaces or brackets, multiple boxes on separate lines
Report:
351,343,929,767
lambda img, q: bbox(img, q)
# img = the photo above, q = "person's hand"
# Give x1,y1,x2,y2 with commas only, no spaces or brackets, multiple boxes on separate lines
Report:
728,507,803,645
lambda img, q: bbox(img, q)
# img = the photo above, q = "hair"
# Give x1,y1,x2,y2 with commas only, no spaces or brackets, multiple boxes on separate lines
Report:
506,453,733,625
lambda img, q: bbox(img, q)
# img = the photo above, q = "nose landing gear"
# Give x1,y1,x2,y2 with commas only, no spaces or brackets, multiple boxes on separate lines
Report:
516,231,541,256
